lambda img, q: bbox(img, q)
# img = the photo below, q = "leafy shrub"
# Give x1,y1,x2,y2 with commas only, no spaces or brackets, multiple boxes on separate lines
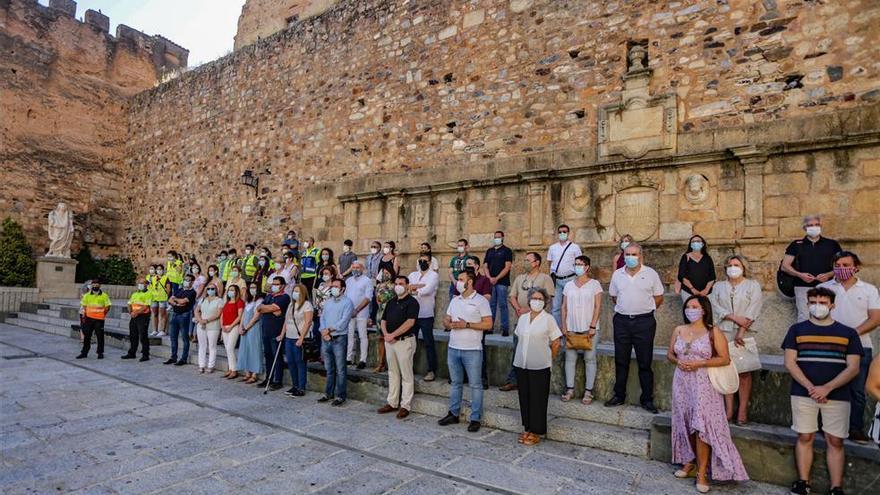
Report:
98,255,137,286
74,245,100,283
0,218,36,287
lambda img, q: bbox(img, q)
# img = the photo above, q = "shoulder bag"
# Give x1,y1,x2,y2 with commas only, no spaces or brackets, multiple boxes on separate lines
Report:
566,332,593,351
706,328,739,394
776,241,802,298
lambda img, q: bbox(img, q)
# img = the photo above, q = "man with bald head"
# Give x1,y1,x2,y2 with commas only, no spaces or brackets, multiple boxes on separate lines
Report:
346,259,374,369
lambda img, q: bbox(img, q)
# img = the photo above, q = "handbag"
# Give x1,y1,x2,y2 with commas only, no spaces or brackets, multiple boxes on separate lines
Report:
728,337,762,373
776,241,802,298
707,329,739,394
868,403,880,447
566,332,593,351
290,306,320,362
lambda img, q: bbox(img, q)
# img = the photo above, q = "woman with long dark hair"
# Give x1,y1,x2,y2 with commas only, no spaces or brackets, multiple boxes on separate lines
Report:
237,282,264,384
667,295,747,492
676,235,716,302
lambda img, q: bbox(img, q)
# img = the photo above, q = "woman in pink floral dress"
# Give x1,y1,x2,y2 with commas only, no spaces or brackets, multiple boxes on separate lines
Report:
667,295,748,493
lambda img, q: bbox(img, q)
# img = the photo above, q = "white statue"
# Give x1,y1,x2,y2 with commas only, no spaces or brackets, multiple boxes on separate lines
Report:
46,202,74,258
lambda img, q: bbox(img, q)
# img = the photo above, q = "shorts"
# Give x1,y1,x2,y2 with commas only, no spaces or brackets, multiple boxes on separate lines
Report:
151,301,168,310
790,395,850,439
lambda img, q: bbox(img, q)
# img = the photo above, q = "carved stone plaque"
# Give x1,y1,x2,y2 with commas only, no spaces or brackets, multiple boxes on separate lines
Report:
615,186,658,241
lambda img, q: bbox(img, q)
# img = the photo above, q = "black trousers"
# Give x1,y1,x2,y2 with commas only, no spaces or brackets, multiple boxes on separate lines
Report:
612,312,656,404
302,276,316,298
128,314,151,357
81,317,105,356
515,367,551,435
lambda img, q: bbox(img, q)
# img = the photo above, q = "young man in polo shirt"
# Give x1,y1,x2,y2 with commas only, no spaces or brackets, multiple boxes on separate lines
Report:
122,277,153,362
77,279,112,359
783,287,862,495
377,276,420,419
165,274,197,366
318,278,354,406
483,230,514,336
438,270,493,432
547,224,583,326
781,214,842,323
818,251,880,444
256,276,290,390
409,253,440,381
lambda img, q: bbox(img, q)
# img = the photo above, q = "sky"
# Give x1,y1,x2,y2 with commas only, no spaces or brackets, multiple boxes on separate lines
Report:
38,0,246,66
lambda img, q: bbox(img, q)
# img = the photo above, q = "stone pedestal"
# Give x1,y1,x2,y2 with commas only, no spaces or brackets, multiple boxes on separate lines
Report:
36,257,79,301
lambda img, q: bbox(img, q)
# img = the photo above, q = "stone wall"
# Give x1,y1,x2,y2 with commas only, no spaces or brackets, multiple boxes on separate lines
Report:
0,0,187,256
124,0,880,267
233,0,339,50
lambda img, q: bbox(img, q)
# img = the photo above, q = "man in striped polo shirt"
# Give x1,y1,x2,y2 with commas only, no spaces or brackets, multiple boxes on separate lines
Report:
782,287,863,495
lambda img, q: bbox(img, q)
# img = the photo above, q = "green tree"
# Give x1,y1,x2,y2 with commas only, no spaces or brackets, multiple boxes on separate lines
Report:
74,244,100,283
97,255,137,285
0,218,36,287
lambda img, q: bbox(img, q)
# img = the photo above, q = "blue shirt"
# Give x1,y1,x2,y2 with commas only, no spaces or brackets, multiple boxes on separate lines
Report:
320,296,354,337
260,293,291,338
781,320,863,402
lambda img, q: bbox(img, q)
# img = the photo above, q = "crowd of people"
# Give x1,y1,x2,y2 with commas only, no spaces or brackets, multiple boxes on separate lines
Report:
74,216,880,494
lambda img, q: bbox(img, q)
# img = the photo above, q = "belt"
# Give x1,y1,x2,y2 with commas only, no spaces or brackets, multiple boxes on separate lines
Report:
554,273,575,280
615,311,654,319
395,334,415,342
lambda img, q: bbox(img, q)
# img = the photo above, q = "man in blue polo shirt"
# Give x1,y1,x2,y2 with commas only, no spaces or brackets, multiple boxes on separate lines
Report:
256,276,290,390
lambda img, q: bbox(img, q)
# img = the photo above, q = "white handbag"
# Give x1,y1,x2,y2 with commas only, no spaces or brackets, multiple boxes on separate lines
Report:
707,362,740,394
728,337,762,374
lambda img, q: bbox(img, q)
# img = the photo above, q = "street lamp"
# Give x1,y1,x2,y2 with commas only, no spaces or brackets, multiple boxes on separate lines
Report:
240,170,258,193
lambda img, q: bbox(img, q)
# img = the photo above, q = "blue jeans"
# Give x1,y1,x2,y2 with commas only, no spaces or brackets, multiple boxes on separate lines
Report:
261,332,283,384
321,335,348,400
168,311,192,361
448,347,483,422
489,284,510,334
284,337,307,391
851,347,873,431
505,334,519,385
551,279,568,327
416,317,437,372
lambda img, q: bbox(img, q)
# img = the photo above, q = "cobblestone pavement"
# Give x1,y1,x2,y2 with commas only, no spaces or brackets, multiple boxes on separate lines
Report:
0,323,782,494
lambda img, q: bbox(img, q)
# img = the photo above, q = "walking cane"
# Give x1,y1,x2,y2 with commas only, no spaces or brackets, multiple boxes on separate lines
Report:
263,336,284,395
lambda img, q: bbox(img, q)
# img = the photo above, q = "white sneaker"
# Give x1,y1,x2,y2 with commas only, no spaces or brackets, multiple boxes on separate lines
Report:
149,331,159,337
157,332,167,337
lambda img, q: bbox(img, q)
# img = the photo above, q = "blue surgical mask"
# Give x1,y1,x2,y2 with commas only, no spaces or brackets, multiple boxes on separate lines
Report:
493,238,503,246
624,255,639,269
558,232,569,241
690,241,704,251
574,265,586,276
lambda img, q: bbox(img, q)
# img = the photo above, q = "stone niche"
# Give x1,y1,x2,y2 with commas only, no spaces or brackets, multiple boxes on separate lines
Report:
598,43,677,160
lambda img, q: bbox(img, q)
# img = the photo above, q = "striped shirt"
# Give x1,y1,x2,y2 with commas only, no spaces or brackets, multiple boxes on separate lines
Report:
781,320,863,402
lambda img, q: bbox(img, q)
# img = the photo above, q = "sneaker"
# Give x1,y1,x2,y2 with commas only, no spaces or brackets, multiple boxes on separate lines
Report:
317,395,332,403
268,383,283,391
438,412,460,426
256,379,269,388
97,354,104,359
424,371,435,382
604,396,625,407
157,332,167,337
849,429,871,444
139,356,150,362
331,398,345,406
789,479,811,495
827,487,845,495
163,358,176,365
173,360,186,366
284,387,297,396
149,331,158,337
292,389,305,397
76,353,87,359
467,421,481,432
357,361,366,370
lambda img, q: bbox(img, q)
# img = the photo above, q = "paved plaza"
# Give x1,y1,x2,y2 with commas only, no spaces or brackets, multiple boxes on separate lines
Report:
0,323,781,494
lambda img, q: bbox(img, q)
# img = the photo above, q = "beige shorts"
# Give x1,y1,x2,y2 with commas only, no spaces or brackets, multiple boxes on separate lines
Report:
790,395,850,439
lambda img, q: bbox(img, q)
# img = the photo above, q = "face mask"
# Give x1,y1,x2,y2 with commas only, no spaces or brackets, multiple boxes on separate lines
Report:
809,303,830,319
168,257,174,262
321,254,330,261
690,241,704,251
352,269,362,277
574,265,586,277
343,246,351,253
466,266,476,272
370,247,379,255
137,283,146,291
192,267,200,274
684,308,703,323
394,285,406,296
456,281,466,293
529,299,545,312
524,260,534,269
260,251,267,257
456,246,465,253
157,270,164,275
219,255,227,261
245,249,252,255
322,275,331,282
378,273,389,282
418,260,429,271
833,266,856,281
292,291,300,301
91,286,100,292
183,281,192,289
209,270,216,276
231,271,239,278
330,287,341,298
493,238,503,246
227,291,235,298
805,226,821,238
270,285,281,294
303,242,310,249
620,241,630,250
726,266,743,279
624,255,639,269
206,289,216,296
258,260,266,267
249,288,257,296
382,247,391,254
149,269,156,275
558,232,569,241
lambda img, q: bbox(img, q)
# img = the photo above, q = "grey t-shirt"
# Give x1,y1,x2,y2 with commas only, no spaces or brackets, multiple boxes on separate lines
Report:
339,251,357,277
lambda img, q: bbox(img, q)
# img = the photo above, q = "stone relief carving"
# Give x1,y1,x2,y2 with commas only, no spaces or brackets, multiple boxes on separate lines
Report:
614,186,659,242
46,202,74,258
568,181,590,212
684,174,709,204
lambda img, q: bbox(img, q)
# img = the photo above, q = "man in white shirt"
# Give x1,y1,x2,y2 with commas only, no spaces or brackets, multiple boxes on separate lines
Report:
438,270,493,433
409,253,440,381
345,260,374,369
605,242,664,414
818,251,880,443
547,224,583,326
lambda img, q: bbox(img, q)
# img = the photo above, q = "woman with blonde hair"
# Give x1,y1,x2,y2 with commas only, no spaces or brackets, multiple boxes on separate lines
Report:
709,254,763,424
282,284,313,396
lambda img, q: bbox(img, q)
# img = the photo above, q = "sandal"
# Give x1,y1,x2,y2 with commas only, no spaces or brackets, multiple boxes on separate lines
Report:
227,372,238,380
522,432,541,446
582,390,593,405
696,474,710,493
674,462,697,479
373,365,387,373
561,388,574,402
517,431,529,444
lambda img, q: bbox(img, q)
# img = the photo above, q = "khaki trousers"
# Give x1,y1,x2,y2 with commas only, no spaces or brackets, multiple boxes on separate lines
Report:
385,336,417,410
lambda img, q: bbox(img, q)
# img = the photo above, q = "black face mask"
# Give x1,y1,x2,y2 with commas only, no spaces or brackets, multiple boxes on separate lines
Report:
91,286,100,292
418,260,429,271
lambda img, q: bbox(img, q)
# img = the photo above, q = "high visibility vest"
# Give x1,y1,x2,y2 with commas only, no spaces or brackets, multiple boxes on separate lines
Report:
127,290,152,315
81,291,111,320
166,260,183,284
150,274,169,302
243,254,258,277
300,247,321,278
219,259,230,281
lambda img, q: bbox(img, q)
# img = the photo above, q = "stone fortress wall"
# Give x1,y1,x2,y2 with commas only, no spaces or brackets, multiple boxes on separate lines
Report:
0,0,187,256
233,0,340,50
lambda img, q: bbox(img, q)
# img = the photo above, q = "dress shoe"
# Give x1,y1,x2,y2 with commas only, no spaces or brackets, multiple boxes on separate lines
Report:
498,383,517,392
331,398,345,406
256,379,269,388
357,361,366,370
284,387,297,396
641,401,659,414
121,354,135,360
604,396,625,407
317,395,332,403
75,353,87,359
139,356,150,362
849,429,871,444
423,371,435,382
163,358,176,365
174,360,186,366
438,412,460,426
396,408,410,419
482,383,489,390
377,404,398,414
268,383,283,391
292,389,305,397
467,421,481,432
97,354,104,359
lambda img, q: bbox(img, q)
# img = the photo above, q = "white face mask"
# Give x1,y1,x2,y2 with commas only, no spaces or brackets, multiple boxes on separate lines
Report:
529,299,545,312
292,291,300,301
183,281,192,289
208,270,216,276
370,247,379,255
137,283,146,291
303,242,310,249
343,246,351,253
456,281,466,293
192,267,199,274
394,285,406,296
809,303,830,320
330,287,341,298
382,247,391,254
322,275,331,282
456,246,465,253
249,288,257,296
321,254,330,261
270,285,281,294
227,291,236,299
726,265,743,279
805,226,821,238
